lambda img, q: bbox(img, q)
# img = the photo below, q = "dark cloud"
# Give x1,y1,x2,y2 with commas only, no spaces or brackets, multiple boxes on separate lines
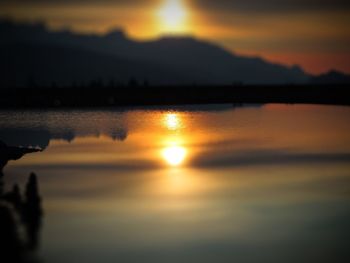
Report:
1,0,349,12
192,0,350,12
0,0,149,3
0,0,152,7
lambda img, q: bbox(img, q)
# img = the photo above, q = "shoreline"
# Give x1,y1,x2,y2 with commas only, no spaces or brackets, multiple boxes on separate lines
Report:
0,85,349,108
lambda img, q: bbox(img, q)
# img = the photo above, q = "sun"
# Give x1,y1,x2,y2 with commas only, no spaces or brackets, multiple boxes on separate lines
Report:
162,146,187,166
158,0,187,32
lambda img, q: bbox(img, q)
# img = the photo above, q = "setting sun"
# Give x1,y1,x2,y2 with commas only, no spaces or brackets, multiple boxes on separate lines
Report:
162,146,187,166
158,0,188,32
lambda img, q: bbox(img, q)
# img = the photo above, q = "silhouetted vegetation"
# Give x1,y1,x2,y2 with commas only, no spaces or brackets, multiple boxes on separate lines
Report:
0,141,43,262
0,172,43,263
0,141,42,177
0,204,23,262
23,173,43,250
0,84,349,109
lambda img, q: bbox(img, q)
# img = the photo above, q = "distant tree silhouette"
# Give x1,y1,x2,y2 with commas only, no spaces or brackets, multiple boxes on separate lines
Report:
0,205,23,263
23,173,42,250
0,172,43,261
108,79,116,88
12,184,22,210
51,81,57,89
27,76,37,88
96,78,104,88
89,80,97,88
3,184,22,211
128,77,139,87
71,81,78,89
0,177,3,196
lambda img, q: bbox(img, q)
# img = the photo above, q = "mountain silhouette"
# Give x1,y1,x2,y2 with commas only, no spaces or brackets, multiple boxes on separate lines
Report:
310,70,350,84
0,19,346,86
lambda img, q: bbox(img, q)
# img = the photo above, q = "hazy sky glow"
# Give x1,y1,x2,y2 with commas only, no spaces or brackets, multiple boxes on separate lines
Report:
1,0,349,74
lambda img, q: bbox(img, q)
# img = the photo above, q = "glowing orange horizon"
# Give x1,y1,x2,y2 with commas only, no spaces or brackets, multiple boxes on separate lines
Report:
0,0,348,74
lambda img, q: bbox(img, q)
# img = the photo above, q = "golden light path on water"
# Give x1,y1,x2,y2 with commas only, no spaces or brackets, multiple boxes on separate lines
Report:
164,113,181,130
162,112,188,167
2,105,350,263
162,146,187,166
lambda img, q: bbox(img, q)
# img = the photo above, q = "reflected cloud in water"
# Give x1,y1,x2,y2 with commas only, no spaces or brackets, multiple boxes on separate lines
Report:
0,111,129,150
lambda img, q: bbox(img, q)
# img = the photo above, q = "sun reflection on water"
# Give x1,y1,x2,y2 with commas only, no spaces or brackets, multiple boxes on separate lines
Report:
164,113,182,130
162,146,187,166
161,112,188,166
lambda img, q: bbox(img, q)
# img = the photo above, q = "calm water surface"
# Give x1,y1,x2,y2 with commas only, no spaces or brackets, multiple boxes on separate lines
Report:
1,104,350,263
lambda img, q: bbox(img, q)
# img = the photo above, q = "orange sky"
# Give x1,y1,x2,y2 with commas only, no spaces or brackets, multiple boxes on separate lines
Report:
0,0,349,74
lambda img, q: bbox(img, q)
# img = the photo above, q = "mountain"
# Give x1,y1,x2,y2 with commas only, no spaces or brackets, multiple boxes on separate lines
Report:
0,19,309,86
0,43,189,87
309,70,350,85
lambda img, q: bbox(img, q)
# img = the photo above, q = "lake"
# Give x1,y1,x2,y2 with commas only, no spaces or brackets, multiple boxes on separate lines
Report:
1,104,350,263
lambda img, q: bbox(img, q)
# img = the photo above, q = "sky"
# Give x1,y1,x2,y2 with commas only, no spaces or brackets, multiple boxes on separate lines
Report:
0,0,349,74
